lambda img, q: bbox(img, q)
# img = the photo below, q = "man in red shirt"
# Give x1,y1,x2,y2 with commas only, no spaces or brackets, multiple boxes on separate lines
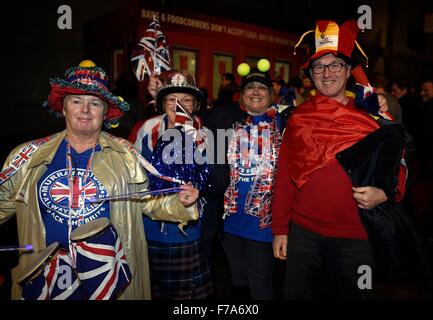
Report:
272,20,405,299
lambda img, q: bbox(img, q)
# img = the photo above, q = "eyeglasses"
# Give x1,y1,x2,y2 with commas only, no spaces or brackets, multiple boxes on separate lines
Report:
164,96,195,107
244,83,269,92
311,62,346,74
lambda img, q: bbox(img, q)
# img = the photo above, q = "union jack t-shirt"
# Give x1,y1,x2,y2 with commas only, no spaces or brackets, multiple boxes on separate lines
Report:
223,113,276,243
37,139,110,248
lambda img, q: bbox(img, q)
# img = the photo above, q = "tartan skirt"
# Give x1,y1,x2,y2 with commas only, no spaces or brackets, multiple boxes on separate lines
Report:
147,239,213,300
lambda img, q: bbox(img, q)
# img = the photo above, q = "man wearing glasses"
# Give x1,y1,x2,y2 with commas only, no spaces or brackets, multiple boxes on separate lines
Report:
309,58,350,104
272,20,408,299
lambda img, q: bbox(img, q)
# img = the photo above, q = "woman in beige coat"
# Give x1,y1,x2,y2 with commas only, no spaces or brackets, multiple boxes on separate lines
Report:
0,60,199,300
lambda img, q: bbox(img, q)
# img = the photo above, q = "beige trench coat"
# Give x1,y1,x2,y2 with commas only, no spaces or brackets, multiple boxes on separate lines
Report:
0,130,198,300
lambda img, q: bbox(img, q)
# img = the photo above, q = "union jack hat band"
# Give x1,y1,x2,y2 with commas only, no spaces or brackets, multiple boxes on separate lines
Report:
44,61,130,129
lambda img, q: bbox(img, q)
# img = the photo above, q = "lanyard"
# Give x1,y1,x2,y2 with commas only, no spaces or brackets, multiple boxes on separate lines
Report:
65,140,96,256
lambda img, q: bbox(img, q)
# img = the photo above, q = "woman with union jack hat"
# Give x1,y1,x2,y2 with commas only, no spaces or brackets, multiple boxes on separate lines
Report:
129,71,213,300
0,60,200,300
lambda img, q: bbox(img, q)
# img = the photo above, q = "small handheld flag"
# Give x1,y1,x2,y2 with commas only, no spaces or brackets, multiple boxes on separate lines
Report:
131,15,171,81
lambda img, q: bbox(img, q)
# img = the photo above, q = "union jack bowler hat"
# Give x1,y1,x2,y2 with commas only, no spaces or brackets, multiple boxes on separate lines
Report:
44,60,130,129
156,70,203,107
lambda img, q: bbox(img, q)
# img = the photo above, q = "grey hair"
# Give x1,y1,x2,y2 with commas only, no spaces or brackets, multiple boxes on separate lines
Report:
63,95,108,114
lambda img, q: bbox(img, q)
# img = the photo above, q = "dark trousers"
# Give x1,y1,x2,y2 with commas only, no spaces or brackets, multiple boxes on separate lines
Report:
200,195,224,264
285,224,374,300
221,232,274,300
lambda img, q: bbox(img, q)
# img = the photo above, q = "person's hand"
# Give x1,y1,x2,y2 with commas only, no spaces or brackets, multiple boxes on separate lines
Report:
147,75,163,99
352,186,388,210
378,94,389,114
273,234,288,260
178,182,199,207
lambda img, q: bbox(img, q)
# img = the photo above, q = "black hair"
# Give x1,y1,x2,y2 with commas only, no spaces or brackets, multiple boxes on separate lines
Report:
272,79,286,86
221,72,235,83
391,77,411,90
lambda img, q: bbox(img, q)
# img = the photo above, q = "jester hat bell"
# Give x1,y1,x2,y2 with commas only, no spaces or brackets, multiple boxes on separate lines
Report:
45,60,130,128
294,20,369,69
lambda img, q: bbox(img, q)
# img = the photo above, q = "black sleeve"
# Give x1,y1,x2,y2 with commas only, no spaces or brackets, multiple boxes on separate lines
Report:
336,123,405,200
202,107,245,195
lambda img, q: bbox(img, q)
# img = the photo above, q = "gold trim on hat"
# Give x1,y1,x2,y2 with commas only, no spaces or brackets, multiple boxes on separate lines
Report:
293,30,314,55
355,40,369,68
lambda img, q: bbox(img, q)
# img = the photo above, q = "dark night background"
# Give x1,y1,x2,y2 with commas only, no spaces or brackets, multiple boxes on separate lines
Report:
1,0,432,153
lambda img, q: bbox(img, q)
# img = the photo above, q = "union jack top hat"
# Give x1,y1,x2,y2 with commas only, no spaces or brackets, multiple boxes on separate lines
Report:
44,60,130,129
156,70,203,107
294,20,369,70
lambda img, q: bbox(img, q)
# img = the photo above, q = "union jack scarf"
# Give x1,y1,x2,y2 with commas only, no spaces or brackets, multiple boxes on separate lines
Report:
131,15,171,80
0,136,52,186
133,104,205,159
224,106,282,229
133,103,207,225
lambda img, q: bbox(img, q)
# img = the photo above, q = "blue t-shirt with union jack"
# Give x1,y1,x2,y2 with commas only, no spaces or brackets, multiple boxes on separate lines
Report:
37,139,110,249
223,112,283,243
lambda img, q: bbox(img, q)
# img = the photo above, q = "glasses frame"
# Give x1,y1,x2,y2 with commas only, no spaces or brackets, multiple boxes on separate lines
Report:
163,95,196,108
310,62,347,74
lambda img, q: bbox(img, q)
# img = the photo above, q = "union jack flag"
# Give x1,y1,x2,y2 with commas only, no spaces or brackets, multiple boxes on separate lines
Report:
0,136,52,185
351,64,392,119
131,16,171,81
11,148,33,168
21,248,82,300
73,225,132,300
50,176,97,207
224,112,281,228
50,180,70,203
0,167,15,181
132,115,166,158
